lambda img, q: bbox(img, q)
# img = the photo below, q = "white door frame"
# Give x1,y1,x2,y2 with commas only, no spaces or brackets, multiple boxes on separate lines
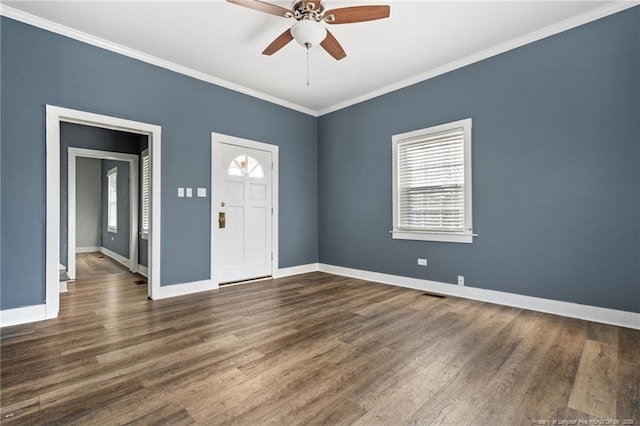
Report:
68,148,139,280
46,105,162,320
210,132,279,287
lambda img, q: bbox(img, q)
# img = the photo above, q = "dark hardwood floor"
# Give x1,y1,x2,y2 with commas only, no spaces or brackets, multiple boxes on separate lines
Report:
1,271,638,425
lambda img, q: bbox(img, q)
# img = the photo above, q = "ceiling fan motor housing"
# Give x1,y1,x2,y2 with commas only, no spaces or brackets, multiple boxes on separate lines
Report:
292,0,325,21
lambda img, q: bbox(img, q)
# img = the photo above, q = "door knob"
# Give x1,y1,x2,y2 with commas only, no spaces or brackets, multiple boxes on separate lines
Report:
218,212,226,229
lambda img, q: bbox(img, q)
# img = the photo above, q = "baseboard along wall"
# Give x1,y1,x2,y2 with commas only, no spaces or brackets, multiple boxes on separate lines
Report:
3,261,637,329
99,247,130,268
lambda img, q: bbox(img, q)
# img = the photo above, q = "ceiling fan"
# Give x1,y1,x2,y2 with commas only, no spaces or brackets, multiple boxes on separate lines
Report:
228,0,391,60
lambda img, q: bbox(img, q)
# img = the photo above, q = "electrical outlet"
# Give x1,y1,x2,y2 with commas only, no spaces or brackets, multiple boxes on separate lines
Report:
417,258,427,266
186,188,193,198
178,187,184,197
458,275,464,286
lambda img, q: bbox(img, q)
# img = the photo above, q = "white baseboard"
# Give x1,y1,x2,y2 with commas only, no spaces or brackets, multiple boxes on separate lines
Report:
273,263,319,279
59,281,68,293
153,279,218,300
76,246,100,253
317,263,640,330
100,247,130,268
137,265,148,278
0,304,47,327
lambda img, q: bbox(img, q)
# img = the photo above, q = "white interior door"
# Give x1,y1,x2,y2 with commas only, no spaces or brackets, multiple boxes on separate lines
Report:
214,142,272,283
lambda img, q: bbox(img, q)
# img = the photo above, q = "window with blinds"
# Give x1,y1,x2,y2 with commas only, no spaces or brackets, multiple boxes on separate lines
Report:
392,118,473,243
107,167,118,233
141,150,150,238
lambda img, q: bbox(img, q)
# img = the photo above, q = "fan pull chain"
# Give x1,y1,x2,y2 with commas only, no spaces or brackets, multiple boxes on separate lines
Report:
306,44,310,86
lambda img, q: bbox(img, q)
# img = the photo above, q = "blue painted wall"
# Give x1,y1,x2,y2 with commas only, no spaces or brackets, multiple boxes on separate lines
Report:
101,160,130,259
318,7,640,313
0,17,318,309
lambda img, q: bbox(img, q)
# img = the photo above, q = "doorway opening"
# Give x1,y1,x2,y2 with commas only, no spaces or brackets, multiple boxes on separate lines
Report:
67,147,141,283
45,106,162,320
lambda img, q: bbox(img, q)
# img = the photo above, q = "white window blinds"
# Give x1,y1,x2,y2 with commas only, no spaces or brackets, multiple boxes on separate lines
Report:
392,118,473,243
141,150,150,234
107,167,118,232
397,128,465,232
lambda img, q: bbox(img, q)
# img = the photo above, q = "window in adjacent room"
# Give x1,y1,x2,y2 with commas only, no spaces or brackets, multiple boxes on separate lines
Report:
141,149,150,239
392,118,473,243
107,166,118,233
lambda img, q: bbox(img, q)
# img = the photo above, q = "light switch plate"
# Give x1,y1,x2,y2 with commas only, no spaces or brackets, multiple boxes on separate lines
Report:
197,188,207,197
186,188,193,198
178,187,184,197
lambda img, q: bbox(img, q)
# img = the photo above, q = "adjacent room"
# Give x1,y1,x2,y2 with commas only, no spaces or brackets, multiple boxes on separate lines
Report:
1,1,638,424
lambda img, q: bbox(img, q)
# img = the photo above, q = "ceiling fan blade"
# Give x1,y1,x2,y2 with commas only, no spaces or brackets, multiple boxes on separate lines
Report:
324,5,390,24
262,29,294,55
320,30,346,60
227,0,293,18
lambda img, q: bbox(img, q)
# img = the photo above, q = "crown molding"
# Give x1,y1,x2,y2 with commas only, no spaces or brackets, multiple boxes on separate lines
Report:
0,4,318,117
317,1,640,116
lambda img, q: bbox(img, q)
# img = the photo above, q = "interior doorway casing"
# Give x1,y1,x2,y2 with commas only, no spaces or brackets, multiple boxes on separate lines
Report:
210,132,279,287
68,148,139,281
46,105,162,320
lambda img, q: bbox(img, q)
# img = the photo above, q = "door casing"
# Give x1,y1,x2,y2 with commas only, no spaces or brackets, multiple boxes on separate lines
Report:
210,133,279,287
45,105,162,321
68,147,139,281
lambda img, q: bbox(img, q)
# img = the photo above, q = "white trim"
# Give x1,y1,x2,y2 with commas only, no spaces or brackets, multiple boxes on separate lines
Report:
154,279,216,300
273,263,319,279
46,106,162,324
0,304,47,328
315,2,640,116
210,133,279,288
68,148,139,280
100,246,130,268
0,5,316,117
391,231,473,244
317,264,640,330
45,107,61,319
137,265,148,278
76,246,101,253
59,281,68,293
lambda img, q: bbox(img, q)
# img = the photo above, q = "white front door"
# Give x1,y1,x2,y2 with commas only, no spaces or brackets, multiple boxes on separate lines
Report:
214,142,273,283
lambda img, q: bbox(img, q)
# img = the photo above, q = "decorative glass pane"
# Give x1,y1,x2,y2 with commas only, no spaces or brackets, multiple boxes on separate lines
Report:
228,155,264,178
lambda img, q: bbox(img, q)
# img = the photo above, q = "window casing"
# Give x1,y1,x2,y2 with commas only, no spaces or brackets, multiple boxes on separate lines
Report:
392,118,473,243
141,149,150,239
107,167,118,233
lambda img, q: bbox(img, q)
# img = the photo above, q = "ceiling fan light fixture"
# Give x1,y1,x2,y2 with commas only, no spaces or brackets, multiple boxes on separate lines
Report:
291,19,327,48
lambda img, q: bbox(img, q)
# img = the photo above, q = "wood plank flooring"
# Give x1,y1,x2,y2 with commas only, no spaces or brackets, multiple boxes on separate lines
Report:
75,252,129,279
1,272,638,425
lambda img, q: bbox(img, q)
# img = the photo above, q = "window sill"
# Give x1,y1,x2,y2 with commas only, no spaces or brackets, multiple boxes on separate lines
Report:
392,230,473,244
107,227,118,234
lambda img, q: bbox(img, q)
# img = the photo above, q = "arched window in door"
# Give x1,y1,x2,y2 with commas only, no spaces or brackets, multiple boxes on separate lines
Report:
228,155,264,178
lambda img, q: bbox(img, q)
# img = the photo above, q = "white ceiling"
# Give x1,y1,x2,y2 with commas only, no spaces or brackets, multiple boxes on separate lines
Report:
2,0,629,115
